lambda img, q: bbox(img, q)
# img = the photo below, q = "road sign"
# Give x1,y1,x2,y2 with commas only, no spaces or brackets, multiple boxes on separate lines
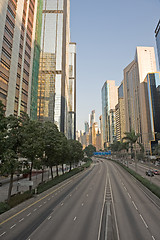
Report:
94,151,111,156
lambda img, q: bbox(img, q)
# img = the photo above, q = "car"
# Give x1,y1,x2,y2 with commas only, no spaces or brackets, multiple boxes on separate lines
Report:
146,170,154,177
153,169,160,175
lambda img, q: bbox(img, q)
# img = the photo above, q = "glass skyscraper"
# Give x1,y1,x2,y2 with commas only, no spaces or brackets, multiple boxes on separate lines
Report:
143,73,160,153
101,80,118,147
37,0,75,137
155,20,160,69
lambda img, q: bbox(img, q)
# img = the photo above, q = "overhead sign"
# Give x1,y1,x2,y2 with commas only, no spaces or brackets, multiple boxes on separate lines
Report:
94,151,111,156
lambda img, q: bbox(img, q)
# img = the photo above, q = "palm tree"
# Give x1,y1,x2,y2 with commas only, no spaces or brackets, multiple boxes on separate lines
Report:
122,130,140,171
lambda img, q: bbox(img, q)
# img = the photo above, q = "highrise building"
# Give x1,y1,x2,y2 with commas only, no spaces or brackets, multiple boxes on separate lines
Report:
84,121,89,133
101,80,118,147
115,81,126,141
0,0,40,116
99,115,103,149
92,122,98,147
68,42,76,139
30,0,43,120
90,110,95,127
38,0,75,137
123,47,157,140
141,72,160,153
37,52,56,122
155,20,160,69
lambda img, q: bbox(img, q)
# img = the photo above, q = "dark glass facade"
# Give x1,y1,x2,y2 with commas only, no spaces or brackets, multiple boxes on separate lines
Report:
155,20,160,69
147,73,160,137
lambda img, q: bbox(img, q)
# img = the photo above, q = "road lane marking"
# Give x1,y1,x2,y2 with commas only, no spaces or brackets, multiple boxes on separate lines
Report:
86,194,88,197
128,193,131,198
61,203,64,206
140,214,148,228
74,217,77,221
27,213,31,216
81,203,84,206
48,216,51,220
0,232,6,237
39,205,42,208
132,201,138,210
19,218,24,222
152,236,156,240
10,224,16,229
0,180,72,226
44,201,46,204
109,172,120,240
34,208,37,212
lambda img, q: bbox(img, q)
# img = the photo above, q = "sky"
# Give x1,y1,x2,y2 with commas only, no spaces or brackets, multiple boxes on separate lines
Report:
70,0,160,131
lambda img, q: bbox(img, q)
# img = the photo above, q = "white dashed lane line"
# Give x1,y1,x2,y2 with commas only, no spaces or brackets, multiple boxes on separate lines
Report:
140,214,148,228
74,217,77,221
0,232,6,237
48,216,51,220
132,201,138,210
19,218,24,222
39,205,42,208
10,224,16,229
27,213,31,216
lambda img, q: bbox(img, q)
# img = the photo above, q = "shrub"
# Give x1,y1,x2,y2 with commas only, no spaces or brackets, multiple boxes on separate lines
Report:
0,202,10,214
7,191,34,208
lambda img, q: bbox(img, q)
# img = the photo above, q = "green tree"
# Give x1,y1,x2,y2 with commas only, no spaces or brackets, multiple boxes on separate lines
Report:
83,144,96,159
20,118,44,191
58,133,70,175
0,115,22,201
43,122,61,179
0,100,7,160
123,130,140,171
68,140,84,171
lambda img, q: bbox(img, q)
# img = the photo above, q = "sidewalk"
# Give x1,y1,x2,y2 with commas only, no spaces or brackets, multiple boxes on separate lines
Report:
0,166,70,202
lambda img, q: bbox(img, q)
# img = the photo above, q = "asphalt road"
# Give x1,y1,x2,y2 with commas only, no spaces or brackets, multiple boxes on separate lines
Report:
0,159,160,240
128,162,160,187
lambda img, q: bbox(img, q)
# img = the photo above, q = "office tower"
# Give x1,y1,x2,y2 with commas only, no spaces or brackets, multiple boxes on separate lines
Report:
123,47,157,139
101,80,118,147
142,73,160,153
96,129,102,151
99,115,103,149
115,81,125,141
155,20,160,69
38,0,74,136
92,122,98,147
30,0,43,120
90,110,95,127
84,121,89,133
68,42,76,139
37,52,56,122
0,0,39,116
109,109,116,143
